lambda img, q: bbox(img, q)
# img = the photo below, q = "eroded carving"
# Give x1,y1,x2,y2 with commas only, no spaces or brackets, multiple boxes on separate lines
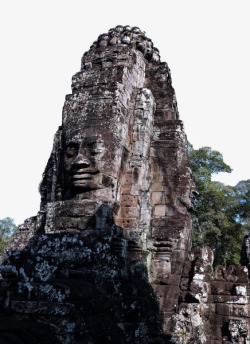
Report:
63,136,111,194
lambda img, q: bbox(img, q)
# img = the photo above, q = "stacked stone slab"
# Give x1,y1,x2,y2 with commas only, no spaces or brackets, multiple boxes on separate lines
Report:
0,26,249,343
172,245,249,343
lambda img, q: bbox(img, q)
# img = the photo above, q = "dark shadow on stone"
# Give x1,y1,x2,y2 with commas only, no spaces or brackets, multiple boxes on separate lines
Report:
183,292,199,303
240,234,250,277
0,317,60,344
221,322,230,342
0,203,171,343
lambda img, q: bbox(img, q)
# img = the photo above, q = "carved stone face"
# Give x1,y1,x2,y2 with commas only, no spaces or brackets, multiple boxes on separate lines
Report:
63,137,105,191
61,131,124,199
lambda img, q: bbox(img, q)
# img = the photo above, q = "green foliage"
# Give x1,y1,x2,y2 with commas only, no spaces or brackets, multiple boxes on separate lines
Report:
188,144,232,185
233,179,250,226
189,144,247,266
0,217,18,255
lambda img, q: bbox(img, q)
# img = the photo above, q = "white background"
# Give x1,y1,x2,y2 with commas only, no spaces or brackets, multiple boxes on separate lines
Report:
0,0,249,225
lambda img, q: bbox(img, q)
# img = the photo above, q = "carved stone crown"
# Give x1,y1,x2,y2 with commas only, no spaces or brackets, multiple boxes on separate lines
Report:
82,25,161,64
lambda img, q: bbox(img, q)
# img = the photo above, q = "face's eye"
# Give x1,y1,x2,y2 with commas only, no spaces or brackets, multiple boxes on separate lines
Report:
90,149,100,155
85,140,96,146
66,143,78,158
85,140,101,156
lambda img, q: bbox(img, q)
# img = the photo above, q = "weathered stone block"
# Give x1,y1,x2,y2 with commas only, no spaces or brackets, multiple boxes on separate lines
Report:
151,182,164,192
56,217,78,230
120,207,138,218
121,195,138,207
151,191,164,204
211,281,235,295
154,205,166,216
180,278,189,291
150,259,171,283
118,218,138,229
230,305,248,317
216,303,230,316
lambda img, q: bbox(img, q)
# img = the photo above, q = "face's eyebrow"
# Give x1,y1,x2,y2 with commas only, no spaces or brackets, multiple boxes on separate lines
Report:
84,139,97,146
66,141,79,147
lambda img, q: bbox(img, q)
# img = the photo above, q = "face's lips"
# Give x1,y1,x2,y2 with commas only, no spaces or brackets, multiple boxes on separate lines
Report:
71,169,99,181
71,168,99,174
73,174,93,180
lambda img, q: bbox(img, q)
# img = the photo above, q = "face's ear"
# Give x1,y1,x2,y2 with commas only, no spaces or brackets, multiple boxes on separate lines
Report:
39,153,54,207
40,128,63,207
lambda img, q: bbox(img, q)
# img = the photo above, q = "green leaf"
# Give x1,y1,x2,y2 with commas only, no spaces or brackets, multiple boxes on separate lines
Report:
0,217,18,255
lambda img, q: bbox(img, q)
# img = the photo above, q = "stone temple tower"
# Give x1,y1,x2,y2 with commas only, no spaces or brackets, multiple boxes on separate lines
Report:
0,26,249,344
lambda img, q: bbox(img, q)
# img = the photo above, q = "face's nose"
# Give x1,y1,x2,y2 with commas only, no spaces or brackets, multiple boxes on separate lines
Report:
72,153,90,168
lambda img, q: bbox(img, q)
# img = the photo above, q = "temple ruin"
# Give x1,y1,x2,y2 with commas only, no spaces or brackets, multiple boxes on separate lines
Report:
0,25,249,343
